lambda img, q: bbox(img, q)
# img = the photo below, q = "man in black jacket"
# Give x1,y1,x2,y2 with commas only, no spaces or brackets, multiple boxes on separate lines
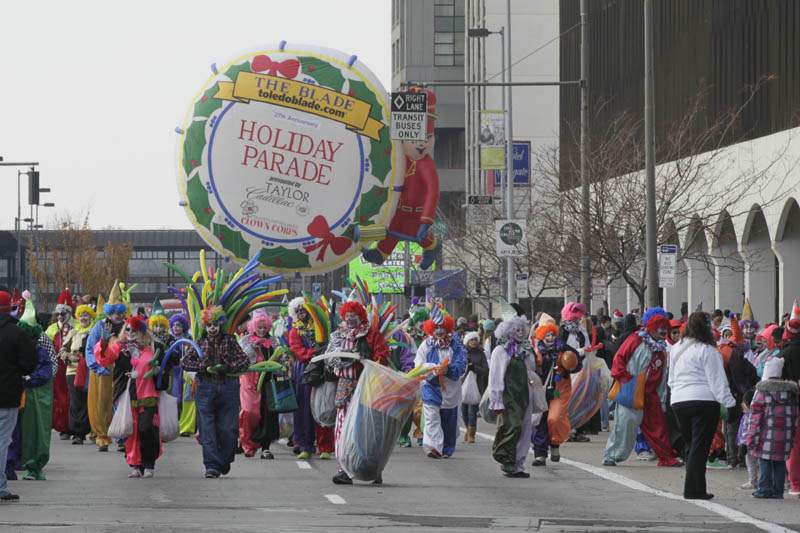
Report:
0,290,38,501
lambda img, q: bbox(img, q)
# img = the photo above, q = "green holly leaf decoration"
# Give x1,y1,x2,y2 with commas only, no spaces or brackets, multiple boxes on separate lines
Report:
258,247,311,270
348,79,391,183
224,61,252,82
355,186,388,226
299,56,345,92
182,120,206,177
187,175,213,229
193,83,224,119
212,223,250,260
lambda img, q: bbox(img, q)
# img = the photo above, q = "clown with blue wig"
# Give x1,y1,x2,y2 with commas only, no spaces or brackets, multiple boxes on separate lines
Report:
602,307,682,467
84,280,130,452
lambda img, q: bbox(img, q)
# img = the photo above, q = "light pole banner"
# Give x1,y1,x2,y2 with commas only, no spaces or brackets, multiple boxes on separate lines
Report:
479,110,506,170
176,44,401,274
495,219,526,257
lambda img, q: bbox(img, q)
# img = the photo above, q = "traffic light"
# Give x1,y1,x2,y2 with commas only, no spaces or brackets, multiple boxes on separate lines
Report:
28,171,40,205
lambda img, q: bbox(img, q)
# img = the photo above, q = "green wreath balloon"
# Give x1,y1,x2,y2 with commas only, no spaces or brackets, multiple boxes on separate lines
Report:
177,43,400,274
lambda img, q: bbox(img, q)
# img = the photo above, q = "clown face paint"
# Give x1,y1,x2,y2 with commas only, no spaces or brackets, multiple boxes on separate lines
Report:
544,332,556,345
345,312,361,328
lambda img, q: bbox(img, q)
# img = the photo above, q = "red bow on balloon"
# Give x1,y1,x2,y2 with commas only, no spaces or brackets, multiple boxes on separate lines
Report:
251,55,300,79
304,216,351,261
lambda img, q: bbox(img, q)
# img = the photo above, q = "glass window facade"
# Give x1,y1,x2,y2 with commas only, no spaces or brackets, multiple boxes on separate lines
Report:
434,0,464,66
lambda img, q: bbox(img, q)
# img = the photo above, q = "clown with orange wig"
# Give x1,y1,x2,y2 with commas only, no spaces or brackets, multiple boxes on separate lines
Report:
530,314,581,466
325,298,390,485
602,307,682,467
414,305,467,460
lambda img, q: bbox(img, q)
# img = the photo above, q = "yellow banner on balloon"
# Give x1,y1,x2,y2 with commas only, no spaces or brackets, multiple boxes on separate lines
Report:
215,72,383,140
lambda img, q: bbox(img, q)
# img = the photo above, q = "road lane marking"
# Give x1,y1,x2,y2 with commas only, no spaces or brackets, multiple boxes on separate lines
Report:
325,494,346,505
296,461,312,470
470,430,795,533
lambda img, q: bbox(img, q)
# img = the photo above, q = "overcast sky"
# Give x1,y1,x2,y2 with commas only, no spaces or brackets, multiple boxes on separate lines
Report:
0,0,390,230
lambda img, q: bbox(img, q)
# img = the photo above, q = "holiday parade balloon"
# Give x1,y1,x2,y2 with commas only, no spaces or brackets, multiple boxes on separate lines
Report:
176,43,400,274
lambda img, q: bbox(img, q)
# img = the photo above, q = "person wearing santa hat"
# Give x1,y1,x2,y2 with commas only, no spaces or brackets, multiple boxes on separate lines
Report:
415,307,467,460
46,288,75,441
324,299,389,485
603,307,682,467
95,315,163,478
779,317,800,497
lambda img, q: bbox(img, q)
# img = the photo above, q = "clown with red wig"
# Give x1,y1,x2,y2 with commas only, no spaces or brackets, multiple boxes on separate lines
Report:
603,307,682,467
414,305,467,460
94,315,163,478
238,309,279,459
325,299,389,485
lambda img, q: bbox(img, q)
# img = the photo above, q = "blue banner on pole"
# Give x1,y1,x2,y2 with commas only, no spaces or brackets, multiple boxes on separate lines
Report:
493,141,530,187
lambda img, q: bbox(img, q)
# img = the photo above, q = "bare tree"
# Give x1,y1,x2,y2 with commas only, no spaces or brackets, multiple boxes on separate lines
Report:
538,79,799,309
27,212,132,307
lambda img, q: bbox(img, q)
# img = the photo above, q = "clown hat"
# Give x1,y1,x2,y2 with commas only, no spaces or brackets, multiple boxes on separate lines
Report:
108,280,122,305
792,299,800,321
741,299,754,322
151,298,165,317
55,288,74,314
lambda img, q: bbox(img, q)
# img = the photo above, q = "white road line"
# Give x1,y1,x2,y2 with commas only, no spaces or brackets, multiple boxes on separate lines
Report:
471,430,795,533
325,494,346,505
296,460,312,470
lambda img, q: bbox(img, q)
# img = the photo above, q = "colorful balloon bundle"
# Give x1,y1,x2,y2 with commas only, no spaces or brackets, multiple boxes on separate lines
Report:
165,250,288,339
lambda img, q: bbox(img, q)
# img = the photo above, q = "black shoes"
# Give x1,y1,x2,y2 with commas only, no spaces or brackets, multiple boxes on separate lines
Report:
0,492,20,502
685,493,714,500
504,471,531,478
532,457,547,467
260,450,274,460
204,469,221,478
332,471,353,485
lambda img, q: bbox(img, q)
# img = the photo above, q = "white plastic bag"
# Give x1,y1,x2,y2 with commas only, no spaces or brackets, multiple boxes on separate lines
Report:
158,390,180,442
478,387,497,424
337,361,419,481
531,373,548,414
461,371,481,405
311,380,337,427
108,380,133,439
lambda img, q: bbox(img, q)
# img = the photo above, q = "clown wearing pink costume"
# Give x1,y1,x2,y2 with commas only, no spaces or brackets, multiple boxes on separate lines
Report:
238,310,277,458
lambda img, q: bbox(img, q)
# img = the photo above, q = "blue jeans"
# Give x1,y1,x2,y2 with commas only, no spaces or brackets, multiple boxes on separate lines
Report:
291,360,315,453
755,459,786,498
0,408,19,495
195,377,240,474
461,403,478,427
441,406,459,456
600,400,611,430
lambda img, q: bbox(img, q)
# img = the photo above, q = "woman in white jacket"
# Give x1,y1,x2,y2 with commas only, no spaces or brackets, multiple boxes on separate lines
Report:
669,312,736,501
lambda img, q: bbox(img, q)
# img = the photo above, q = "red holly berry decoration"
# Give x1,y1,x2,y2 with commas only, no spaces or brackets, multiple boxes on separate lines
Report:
203,208,212,215
274,258,283,267
218,234,225,241
348,90,355,96
191,159,199,167
307,66,316,73
251,55,270,72
359,216,367,225
200,95,208,103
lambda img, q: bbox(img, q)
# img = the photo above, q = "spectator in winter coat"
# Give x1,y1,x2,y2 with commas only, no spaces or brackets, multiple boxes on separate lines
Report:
744,357,799,499
778,318,800,497
461,331,489,443
0,290,38,501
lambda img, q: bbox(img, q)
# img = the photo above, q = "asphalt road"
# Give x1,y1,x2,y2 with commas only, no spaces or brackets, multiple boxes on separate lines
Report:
2,422,798,533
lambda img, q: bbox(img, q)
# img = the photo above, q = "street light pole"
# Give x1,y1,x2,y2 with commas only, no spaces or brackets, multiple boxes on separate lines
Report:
505,0,516,304
644,0,659,308
579,0,591,309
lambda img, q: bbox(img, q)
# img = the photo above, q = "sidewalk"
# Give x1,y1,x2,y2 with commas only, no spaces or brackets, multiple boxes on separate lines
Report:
474,421,800,532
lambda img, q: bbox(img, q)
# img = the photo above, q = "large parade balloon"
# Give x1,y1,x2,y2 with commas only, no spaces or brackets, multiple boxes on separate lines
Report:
176,43,402,274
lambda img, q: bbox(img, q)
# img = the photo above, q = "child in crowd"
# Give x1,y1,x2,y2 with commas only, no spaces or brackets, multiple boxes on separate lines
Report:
738,388,758,490
743,358,799,499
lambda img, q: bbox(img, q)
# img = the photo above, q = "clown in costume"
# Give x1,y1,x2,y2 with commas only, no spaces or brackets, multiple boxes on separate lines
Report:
15,293,55,480
169,314,197,436
326,299,389,485
238,310,279,459
603,307,681,467
287,297,334,460
85,281,128,451
362,88,439,271
531,314,580,466
415,305,467,459
397,303,428,447
46,288,74,439
58,304,95,444
95,315,162,478
488,315,538,477
559,302,592,442
181,306,251,478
